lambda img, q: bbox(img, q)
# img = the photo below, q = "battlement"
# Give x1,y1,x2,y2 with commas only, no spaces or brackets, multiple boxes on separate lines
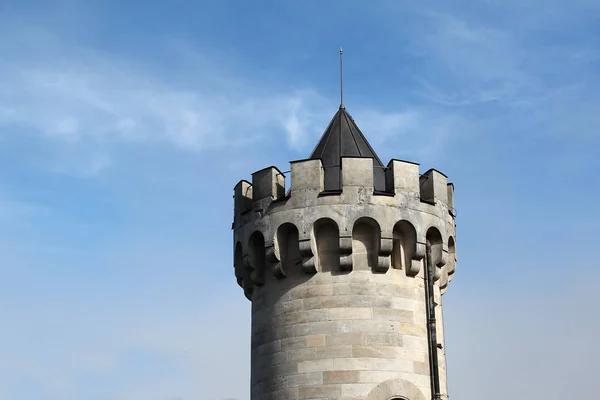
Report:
234,158,454,219
233,157,457,300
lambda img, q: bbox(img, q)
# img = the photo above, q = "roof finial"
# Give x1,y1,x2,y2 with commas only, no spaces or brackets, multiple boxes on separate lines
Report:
339,46,344,109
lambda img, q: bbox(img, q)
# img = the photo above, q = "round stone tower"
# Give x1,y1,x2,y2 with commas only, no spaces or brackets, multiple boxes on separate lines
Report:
233,105,457,400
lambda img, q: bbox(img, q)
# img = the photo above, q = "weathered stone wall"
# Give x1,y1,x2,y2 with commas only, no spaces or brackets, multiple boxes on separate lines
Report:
251,269,431,399
233,157,457,400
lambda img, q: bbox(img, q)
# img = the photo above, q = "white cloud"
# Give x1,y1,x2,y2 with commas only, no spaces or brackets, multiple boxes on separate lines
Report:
353,107,468,165
0,26,474,178
0,33,337,176
395,3,598,121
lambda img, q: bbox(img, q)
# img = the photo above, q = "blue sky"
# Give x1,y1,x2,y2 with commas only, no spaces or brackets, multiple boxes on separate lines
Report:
0,1,599,399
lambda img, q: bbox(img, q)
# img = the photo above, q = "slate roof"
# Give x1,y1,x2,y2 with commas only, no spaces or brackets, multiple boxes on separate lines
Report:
309,106,386,192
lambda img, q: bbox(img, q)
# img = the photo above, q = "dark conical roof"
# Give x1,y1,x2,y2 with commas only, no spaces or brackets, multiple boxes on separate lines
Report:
309,106,386,191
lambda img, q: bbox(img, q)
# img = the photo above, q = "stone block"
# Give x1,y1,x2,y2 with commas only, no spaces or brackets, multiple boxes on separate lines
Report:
291,284,333,299
351,346,398,358
342,157,374,188
402,335,428,351
413,360,430,375
278,310,328,327
297,359,334,373
252,166,285,201
305,334,326,348
315,345,352,359
234,180,253,215
303,295,392,310
351,320,399,333
385,159,420,193
298,384,342,398
389,297,420,312
270,388,299,400
376,283,418,299
323,370,361,384
332,282,378,296
295,321,352,337
341,383,374,398
420,168,448,204
359,370,399,383
373,308,415,323
287,348,316,362
254,340,282,357
287,372,324,388
364,333,404,347
332,357,373,370
290,159,324,191
273,300,304,316
255,351,287,371
281,336,307,351
398,322,427,337
371,358,414,372
326,333,366,346
328,307,373,320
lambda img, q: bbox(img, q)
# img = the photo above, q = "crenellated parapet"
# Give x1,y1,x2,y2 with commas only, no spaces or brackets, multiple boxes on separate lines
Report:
233,157,457,300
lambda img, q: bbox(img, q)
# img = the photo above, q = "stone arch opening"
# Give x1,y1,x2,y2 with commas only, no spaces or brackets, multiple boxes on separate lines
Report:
248,231,266,285
234,241,244,286
352,217,380,270
276,223,301,276
448,236,456,276
426,227,443,267
392,220,416,273
314,218,340,273
365,378,427,400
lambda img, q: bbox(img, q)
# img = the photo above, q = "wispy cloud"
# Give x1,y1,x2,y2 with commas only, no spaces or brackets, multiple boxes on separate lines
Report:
354,108,467,163
0,23,478,178
0,31,337,175
396,3,600,127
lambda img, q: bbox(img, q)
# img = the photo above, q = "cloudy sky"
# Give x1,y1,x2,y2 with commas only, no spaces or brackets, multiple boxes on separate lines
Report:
1,0,599,399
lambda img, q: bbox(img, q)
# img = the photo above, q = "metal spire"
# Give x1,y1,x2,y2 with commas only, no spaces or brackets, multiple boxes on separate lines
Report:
339,46,344,109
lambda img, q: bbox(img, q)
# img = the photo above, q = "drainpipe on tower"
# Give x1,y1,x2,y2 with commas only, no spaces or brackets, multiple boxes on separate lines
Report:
425,240,442,400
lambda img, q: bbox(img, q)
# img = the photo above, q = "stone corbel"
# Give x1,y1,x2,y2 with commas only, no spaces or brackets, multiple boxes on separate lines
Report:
440,266,449,292
248,249,265,287
408,240,426,276
243,274,254,300
375,234,393,272
298,237,316,274
267,244,285,280
339,235,353,271
234,259,245,288
433,245,448,282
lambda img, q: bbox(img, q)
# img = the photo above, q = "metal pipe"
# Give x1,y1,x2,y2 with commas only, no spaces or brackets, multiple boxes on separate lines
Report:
425,240,441,400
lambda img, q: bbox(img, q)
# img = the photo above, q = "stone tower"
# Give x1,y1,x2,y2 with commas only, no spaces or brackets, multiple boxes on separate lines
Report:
233,104,457,400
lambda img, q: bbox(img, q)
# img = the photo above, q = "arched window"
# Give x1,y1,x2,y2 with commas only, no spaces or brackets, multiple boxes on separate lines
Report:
314,218,340,272
248,231,266,285
276,223,301,276
392,220,416,272
352,217,380,270
234,242,244,286
448,236,456,277
426,227,443,267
